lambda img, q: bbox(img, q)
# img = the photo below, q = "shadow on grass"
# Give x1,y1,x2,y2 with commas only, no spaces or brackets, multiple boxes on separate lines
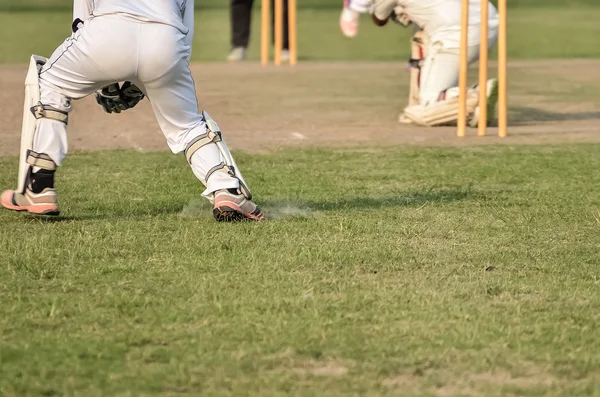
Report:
262,185,474,219
16,201,188,223
13,185,473,222
510,107,600,124
305,184,473,211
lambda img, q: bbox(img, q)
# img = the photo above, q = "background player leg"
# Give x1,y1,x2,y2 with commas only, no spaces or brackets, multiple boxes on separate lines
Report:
229,0,254,61
271,0,290,61
403,41,497,127
399,30,428,124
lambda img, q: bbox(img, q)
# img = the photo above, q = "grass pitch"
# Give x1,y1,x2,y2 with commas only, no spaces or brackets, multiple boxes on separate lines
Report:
1,2,599,396
1,145,600,396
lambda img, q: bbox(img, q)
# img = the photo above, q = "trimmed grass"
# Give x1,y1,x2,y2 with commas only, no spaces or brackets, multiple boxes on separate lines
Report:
1,145,600,396
1,8,600,63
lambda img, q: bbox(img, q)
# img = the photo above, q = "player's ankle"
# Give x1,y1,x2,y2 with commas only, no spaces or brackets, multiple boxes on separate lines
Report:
30,169,55,194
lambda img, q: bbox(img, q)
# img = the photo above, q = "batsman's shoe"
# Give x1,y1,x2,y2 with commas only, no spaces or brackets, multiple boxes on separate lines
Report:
1,188,59,216
280,49,291,63
227,47,247,62
469,78,499,128
340,7,360,38
213,188,265,222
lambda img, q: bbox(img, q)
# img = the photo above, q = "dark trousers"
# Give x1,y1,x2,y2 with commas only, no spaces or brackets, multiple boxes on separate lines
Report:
230,0,289,50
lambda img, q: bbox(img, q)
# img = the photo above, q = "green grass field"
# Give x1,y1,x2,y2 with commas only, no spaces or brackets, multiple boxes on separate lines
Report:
1,1,600,396
1,7,600,63
1,146,600,396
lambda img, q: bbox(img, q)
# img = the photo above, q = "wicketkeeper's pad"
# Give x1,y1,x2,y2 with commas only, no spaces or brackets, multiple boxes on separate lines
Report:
16,55,67,193
184,111,253,200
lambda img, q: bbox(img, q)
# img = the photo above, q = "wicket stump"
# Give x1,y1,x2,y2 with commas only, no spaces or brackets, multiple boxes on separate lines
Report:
457,0,507,137
261,0,298,66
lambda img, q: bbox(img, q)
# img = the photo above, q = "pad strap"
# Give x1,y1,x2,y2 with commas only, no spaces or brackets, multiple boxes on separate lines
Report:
30,103,69,125
26,150,57,171
184,130,222,164
205,163,235,182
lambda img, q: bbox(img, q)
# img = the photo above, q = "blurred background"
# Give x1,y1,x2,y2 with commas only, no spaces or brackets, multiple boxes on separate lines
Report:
0,0,599,63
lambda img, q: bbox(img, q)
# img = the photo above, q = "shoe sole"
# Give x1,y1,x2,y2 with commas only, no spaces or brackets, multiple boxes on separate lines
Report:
1,190,60,216
213,203,265,222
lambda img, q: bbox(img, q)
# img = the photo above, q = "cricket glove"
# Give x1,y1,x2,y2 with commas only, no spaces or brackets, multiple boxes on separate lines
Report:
95,81,145,114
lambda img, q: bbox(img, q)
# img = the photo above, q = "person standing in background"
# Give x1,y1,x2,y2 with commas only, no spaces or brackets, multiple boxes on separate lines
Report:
228,0,290,62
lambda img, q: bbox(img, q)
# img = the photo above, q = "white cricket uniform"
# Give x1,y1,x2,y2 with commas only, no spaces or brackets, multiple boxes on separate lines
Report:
34,0,239,197
350,0,499,104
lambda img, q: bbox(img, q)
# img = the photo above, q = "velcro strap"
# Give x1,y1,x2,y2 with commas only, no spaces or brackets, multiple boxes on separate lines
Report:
26,150,57,171
30,103,69,124
184,130,222,163
205,162,233,182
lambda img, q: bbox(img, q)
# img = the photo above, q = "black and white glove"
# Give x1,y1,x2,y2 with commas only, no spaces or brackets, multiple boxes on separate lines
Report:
95,82,145,114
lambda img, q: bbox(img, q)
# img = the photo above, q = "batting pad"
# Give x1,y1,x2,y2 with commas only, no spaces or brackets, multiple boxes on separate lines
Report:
17,55,48,193
403,89,478,127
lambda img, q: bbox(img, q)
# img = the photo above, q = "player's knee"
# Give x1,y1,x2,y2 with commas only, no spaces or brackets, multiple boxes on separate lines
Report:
38,81,72,112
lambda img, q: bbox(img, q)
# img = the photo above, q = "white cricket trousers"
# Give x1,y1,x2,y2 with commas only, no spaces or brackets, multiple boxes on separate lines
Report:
419,28,499,105
34,14,239,196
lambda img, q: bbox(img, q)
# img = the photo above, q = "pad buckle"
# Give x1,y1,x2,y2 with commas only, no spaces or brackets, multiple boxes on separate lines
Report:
30,102,69,124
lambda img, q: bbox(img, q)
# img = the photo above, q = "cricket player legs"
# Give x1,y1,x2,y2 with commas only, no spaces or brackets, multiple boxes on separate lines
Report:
419,27,498,105
402,28,498,127
2,16,249,218
135,22,242,199
1,16,131,215
31,16,145,167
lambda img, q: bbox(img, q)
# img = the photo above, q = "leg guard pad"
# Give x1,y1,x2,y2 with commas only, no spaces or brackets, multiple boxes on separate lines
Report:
26,151,57,171
184,111,253,200
31,103,69,124
403,88,478,127
408,30,428,107
17,55,48,193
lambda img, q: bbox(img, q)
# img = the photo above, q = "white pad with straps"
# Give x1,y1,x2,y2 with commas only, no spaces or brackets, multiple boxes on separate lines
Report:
17,55,67,193
403,88,479,127
18,55,47,193
408,29,428,107
184,111,252,200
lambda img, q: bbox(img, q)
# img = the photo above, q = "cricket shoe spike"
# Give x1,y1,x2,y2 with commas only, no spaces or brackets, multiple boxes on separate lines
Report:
213,188,265,222
469,78,499,128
